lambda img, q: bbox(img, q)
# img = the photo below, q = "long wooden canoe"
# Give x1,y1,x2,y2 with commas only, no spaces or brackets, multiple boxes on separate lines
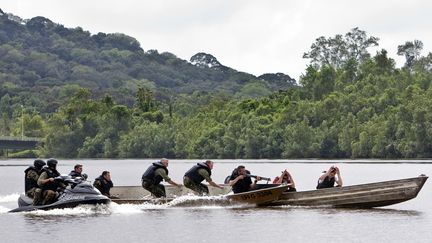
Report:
110,185,288,206
266,175,428,208
110,175,427,208
110,185,232,204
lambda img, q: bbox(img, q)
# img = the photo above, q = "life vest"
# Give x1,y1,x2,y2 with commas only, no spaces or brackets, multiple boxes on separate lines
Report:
229,169,252,193
316,176,335,189
40,167,61,191
69,170,81,178
142,162,169,185
184,162,212,184
24,166,41,192
94,176,113,196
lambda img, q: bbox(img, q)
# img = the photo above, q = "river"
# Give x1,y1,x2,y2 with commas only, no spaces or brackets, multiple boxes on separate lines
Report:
0,159,431,242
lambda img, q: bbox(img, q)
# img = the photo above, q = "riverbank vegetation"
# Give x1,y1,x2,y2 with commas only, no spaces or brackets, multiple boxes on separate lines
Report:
1,12,431,159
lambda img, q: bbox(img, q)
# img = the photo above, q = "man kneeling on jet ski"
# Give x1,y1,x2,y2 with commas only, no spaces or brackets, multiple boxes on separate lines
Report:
37,159,66,205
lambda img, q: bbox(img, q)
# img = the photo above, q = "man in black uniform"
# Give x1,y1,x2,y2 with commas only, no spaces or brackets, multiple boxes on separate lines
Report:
69,164,83,178
316,166,343,189
93,171,116,198
141,158,181,198
24,159,46,205
183,160,224,195
228,165,262,194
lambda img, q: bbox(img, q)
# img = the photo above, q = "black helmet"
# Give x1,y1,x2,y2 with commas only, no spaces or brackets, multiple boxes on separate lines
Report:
47,158,58,167
33,159,46,169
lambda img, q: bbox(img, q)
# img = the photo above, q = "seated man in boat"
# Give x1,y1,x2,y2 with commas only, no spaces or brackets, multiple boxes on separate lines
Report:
141,158,181,198
69,164,83,178
37,159,66,205
273,169,296,192
93,171,117,198
229,165,262,193
24,159,46,205
183,160,224,195
316,166,343,189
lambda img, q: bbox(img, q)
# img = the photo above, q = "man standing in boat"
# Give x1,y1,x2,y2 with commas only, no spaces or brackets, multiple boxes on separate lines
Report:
229,165,262,193
141,158,181,198
316,166,343,189
183,160,224,195
24,159,46,205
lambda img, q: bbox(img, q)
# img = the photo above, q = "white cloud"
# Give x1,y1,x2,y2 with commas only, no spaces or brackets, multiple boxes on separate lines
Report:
2,0,431,80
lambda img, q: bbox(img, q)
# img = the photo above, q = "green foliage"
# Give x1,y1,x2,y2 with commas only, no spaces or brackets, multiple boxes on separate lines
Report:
303,27,379,69
397,40,423,69
3,15,432,159
0,13,295,115
38,45,432,158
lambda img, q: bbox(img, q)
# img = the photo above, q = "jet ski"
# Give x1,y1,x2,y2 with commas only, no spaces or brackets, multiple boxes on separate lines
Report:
9,175,110,212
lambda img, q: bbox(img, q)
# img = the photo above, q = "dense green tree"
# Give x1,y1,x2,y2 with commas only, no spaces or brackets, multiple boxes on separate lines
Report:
303,27,379,69
397,40,423,69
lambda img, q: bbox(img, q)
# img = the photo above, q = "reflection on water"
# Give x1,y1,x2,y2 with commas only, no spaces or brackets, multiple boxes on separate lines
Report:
266,205,423,217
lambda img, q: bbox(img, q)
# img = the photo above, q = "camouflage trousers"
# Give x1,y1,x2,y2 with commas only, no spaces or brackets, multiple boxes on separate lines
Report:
183,176,209,195
142,180,166,198
25,188,37,199
42,190,57,205
26,188,44,206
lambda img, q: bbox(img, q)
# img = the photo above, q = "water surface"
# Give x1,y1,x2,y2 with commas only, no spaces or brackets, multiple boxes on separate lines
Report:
1,159,430,242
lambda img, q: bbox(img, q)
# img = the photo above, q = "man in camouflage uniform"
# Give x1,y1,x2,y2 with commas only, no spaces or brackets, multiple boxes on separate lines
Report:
24,159,46,205
183,160,224,195
141,158,181,198
37,159,65,205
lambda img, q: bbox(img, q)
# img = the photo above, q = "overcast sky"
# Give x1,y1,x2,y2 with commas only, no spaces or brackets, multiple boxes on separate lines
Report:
2,0,431,80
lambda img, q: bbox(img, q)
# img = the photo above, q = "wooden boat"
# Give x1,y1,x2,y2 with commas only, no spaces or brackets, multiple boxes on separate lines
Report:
110,184,288,206
110,175,427,208
110,185,231,204
266,175,428,208
225,185,289,205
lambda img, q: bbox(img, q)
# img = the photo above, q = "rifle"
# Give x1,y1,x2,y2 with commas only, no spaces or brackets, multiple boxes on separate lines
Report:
245,174,271,182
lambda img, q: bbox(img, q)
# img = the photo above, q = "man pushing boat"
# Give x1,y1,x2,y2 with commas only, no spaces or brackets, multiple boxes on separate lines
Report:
183,160,224,195
141,158,181,198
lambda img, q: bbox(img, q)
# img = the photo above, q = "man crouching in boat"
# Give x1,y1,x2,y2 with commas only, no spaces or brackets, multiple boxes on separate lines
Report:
37,159,66,205
141,158,181,198
183,160,224,195
316,166,343,189
229,165,262,193
94,171,118,199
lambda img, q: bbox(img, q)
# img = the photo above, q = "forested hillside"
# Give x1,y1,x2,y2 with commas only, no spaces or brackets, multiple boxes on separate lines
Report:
1,10,432,159
0,11,296,114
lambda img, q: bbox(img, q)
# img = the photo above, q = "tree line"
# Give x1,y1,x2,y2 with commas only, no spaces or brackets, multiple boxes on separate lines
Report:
2,27,432,158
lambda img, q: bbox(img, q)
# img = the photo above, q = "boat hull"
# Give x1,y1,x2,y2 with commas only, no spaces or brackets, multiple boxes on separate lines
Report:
268,176,428,208
111,185,288,206
110,185,231,204
226,185,289,205
110,176,427,208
